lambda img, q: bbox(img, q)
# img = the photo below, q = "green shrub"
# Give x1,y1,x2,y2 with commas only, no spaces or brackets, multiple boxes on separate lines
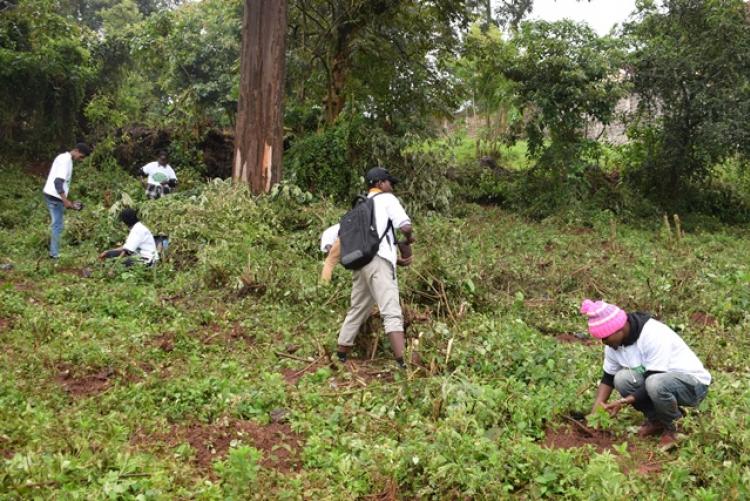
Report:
285,121,358,201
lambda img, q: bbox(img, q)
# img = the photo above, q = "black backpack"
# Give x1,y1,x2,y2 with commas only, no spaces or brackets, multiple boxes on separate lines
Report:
339,192,393,270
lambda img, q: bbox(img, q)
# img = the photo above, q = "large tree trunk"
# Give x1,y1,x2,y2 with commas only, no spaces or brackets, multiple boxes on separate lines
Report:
326,51,349,123
233,0,288,194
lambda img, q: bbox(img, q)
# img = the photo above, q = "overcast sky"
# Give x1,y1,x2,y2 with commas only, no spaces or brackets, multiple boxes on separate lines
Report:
526,0,638,34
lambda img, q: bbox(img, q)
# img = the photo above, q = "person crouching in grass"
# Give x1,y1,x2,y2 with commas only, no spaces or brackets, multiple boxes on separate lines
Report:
581,299,711,448
99,208,159,267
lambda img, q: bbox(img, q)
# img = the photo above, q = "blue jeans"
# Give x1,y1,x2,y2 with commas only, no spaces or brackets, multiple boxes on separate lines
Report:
45,195,65,258
614,369,709,430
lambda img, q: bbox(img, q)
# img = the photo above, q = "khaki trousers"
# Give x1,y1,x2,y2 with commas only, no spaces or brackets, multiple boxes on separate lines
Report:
338,256,403,346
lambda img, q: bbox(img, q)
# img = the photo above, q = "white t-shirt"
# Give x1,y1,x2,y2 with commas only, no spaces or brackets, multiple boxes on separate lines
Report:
123,222,159,262
320,224,340,252
141,162,177,186
43,152,73,199
368,191,411,268
603,318,711,385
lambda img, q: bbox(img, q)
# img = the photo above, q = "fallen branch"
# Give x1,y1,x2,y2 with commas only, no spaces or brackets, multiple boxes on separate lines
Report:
274,352,315,363
293,356,324,376
563,415,594,437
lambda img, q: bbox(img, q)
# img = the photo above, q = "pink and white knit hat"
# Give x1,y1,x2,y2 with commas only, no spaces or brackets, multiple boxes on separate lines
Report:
580,299,627,339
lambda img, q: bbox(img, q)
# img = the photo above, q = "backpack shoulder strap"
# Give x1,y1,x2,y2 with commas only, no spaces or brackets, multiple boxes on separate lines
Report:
369,192,396,243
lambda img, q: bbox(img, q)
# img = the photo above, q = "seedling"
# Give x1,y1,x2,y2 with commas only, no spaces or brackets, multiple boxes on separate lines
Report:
586,406,614,430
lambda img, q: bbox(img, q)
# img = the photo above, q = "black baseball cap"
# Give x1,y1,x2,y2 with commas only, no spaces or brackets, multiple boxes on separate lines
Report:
75,142,91,157
365,167,399,186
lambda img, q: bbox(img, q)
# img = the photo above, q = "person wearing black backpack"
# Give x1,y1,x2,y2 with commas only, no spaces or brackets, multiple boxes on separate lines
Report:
336,167,415,369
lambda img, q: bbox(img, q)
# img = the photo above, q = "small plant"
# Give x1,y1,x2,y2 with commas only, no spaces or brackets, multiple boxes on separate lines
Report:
586,406,614,430
214,445,262,498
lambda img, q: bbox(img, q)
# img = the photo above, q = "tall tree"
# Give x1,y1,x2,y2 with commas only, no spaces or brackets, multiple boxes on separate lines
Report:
233,0,287,193
287,0,475,126
502,20,625,172
626,0,750,198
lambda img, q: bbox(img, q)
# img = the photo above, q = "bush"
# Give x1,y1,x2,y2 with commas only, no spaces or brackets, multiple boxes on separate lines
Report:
284,121,359,201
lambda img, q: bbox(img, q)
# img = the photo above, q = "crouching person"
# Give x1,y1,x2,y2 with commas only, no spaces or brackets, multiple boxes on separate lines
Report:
99,208,159,267
581,299,711,448
141,150,177,200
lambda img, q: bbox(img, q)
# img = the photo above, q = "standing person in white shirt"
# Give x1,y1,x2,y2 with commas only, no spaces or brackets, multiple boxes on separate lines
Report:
42,143,91,259
336,167,415,369
141,150,177,200
99,208,159,266
582,299,711,449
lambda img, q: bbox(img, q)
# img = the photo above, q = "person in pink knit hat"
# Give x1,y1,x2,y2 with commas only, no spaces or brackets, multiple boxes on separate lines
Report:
581,299,711,448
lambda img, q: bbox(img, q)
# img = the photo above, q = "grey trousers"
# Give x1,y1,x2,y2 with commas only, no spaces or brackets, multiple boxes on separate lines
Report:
338,256,403,346
613,369,709,429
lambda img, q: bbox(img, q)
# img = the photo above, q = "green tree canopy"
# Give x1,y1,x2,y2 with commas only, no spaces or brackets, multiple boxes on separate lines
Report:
625,0,750,197
502,20,626,171
0,0,95,154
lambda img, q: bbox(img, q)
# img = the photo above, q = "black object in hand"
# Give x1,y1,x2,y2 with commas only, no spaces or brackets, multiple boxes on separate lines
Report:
73,201,84,211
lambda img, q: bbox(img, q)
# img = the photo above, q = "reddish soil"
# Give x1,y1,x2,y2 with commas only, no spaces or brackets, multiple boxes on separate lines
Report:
555,333,597,346
542,422,663,475
635,462,663,475
132,418,304,476
690,311,718,327
543,422,619,452
364,479,400,501
226,323,255,345
330,359,396,388
403,304,432,329
119,361,157,385
200,322,254,346
1,276,35,292
56,365,115,397
151,332,176,352
0,317,13,333
281,359,327,385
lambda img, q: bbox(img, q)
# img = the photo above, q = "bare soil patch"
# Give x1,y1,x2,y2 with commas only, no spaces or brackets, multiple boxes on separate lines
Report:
56,364,115,397
0,317,13,333
555,333,597,346
690,311,718,327
151,332,176,352
542,421,663,475
200,322,255,346
364,479,400,501
1,275,35,292
132,418,304,476
280,358,327,385
543,422,618,452
330,358,396,388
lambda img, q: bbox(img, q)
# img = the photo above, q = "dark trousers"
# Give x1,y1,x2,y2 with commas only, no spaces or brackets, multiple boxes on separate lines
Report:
101,250,137,267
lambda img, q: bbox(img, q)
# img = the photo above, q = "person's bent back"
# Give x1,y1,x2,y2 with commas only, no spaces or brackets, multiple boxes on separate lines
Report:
99,208,159,266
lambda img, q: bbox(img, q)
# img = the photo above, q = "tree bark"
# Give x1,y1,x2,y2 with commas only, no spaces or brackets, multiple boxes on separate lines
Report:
233,0,288,194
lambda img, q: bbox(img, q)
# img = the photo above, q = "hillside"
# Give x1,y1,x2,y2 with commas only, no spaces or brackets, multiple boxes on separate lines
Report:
1,164,749,498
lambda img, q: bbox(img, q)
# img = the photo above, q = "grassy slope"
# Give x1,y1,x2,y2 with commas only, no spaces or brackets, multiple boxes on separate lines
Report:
1,163,749,499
